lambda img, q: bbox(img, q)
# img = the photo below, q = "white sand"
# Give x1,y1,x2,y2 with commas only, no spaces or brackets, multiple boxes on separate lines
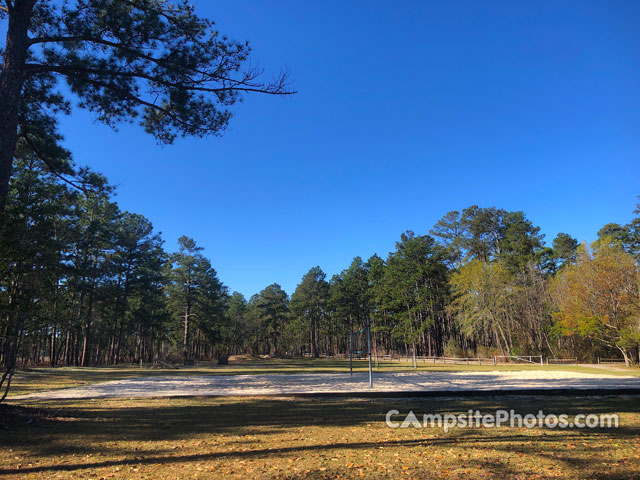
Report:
12,370,640,400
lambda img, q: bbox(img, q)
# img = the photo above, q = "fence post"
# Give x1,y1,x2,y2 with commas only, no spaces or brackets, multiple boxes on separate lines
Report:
493,356,497,366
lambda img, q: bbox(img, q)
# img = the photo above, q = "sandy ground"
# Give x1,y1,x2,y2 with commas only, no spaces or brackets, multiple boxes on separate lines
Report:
12,370,640,400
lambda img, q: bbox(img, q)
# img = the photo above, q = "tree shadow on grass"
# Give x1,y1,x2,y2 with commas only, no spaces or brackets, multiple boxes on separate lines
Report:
1,395,638,477
2,430,639,478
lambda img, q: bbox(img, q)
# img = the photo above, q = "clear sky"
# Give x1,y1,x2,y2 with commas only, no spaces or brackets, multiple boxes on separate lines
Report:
56,0,639,298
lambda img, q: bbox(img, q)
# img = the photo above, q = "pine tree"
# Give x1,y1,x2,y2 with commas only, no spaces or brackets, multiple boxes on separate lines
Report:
0,0,294,208
166,236,226,364
290,267,329,357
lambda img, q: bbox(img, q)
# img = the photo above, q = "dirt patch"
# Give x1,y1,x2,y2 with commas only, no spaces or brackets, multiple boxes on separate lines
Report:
228,354,262,362
10,370,640,401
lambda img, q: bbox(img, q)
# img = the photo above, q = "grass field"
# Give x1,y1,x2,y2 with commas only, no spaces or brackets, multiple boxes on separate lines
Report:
2,395,639,479
3,359,639,479
7,358,639,398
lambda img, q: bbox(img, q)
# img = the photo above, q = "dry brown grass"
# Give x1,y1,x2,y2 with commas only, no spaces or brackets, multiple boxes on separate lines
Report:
1,395,639,479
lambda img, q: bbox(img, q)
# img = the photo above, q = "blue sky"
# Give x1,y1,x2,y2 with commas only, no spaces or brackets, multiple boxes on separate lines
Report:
55,1,639,298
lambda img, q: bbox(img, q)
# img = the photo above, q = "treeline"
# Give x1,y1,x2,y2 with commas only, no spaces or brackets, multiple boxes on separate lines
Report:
245,204,639,367
0,156,230,386
1,156,640,400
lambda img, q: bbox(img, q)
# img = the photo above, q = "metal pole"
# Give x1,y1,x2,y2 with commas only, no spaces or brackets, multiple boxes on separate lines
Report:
367,320,373,388
349,331,353,376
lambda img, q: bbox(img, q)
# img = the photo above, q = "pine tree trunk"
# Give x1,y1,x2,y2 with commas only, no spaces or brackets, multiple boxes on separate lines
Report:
0,0,36,210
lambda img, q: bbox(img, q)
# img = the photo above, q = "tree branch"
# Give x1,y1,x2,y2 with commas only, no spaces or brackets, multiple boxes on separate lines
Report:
72,77,211,134
28,35,239,83
26,34,295,95
25,63,295,95
29,35,165,63
21,130,92,193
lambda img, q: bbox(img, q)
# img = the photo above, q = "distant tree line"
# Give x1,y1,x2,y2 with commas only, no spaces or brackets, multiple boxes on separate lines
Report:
1,153,639,399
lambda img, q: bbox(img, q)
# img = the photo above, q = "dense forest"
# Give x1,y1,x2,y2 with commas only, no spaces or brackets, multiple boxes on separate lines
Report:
1,152,639,396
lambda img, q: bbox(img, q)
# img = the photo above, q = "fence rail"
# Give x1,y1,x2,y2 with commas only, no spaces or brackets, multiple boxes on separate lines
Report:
308,354,551,366
598,357,626,364
547,358,578,365
376,355,495,365
494,355,544,366
300,354,630,367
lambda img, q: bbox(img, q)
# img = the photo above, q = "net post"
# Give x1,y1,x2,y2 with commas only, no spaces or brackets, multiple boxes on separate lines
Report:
367,319,373,388
349,331,353,376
